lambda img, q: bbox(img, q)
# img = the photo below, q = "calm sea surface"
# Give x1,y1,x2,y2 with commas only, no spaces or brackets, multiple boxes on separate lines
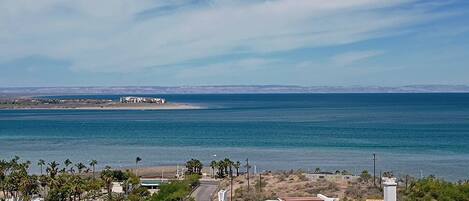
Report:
1,93,469,180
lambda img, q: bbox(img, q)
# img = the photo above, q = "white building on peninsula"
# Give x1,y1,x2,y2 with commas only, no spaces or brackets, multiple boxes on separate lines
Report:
120,96,166,104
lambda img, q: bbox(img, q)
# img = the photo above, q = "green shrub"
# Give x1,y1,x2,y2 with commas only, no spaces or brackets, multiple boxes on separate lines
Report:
404,177,469,201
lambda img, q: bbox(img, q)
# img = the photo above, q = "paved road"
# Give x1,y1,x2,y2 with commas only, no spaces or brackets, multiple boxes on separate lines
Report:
191,180,219,201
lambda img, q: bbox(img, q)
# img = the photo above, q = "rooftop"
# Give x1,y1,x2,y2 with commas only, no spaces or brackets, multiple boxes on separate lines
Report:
140,179,166,186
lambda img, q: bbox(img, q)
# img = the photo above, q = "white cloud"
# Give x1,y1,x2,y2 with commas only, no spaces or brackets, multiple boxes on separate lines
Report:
0,0,454,73
331,50,384,66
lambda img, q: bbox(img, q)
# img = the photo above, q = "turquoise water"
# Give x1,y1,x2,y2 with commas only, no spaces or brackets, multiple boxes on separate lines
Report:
1,93,469,180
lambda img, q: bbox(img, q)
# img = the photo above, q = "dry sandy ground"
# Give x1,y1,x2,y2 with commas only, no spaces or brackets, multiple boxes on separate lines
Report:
216,171,380,201
131,166,180,178
117,166,213,179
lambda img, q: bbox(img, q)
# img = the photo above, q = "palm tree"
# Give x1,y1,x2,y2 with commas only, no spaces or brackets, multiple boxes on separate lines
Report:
210,160,217,178
44,161,60,199
101,166,114,200
12,155,20,163
8,159,38,200
89,160,98,178
186,159,195,174
75,162,87,174
184,159,203,175
0,159,9,197
185,159,194,174
135,157,142,176
216,161,225,178
37,159,45,175
233,161,241,176
70,175,86,201
46,161,59,178
214,161,220,177
64,159,73,173
19,173,38,200
223,158,232,175
194,159,203,175
228,161,234,177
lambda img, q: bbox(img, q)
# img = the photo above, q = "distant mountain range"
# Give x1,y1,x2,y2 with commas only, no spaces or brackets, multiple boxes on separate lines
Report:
1,85,469,96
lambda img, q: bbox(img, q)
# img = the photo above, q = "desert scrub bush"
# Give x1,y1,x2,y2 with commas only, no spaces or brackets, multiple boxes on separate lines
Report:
297,173,308,181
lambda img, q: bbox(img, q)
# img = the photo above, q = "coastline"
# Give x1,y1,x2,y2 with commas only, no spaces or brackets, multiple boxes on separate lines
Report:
0,103,203,110
114,165,212,178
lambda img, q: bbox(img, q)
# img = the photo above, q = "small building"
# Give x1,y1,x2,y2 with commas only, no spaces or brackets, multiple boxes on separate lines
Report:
140,178,169,194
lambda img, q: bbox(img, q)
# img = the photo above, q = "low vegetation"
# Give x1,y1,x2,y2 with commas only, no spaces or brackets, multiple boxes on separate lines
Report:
148,175,200,201
0,156,201,201
402,176,469,201
224,170,354,201
3,156,469,201
219,168,469,201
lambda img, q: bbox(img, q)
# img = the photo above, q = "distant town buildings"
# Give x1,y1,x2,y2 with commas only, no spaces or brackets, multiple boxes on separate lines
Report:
120,96,166,104
0,98,112,105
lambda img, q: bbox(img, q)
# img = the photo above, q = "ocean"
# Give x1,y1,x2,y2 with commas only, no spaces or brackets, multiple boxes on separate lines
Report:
1,93,468,180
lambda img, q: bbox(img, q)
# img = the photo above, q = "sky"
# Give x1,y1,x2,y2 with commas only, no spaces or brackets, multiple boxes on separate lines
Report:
1,0,469,87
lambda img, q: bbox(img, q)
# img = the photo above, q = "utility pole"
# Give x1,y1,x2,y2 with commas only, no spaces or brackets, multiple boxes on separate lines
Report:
379,171,382,189
246,158,250,192
259,172,262,192
405,175,409,190
373,153,376,187
230,170,233,201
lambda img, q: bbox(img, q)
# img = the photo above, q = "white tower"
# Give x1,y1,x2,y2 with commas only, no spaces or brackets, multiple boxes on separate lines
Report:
383,177,397,201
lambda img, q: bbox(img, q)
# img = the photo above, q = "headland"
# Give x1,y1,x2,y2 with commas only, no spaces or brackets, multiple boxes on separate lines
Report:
0,96,201,110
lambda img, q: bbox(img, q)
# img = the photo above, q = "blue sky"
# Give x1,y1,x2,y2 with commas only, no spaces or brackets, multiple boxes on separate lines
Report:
1,0,469,87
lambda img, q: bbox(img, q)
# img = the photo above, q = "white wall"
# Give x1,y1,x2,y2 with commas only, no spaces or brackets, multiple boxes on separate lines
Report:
383,178,397,201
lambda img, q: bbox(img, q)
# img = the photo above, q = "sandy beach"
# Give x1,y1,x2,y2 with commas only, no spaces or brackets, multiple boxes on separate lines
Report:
112,166,212,179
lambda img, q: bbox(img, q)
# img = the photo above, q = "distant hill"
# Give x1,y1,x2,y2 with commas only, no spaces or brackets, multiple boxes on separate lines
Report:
1,85,469,96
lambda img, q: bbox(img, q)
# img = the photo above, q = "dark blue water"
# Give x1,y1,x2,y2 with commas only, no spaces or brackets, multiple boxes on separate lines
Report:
1,93,469,180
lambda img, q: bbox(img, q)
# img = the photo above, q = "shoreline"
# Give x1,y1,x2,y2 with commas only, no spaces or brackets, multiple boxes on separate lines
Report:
0,103,203,110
